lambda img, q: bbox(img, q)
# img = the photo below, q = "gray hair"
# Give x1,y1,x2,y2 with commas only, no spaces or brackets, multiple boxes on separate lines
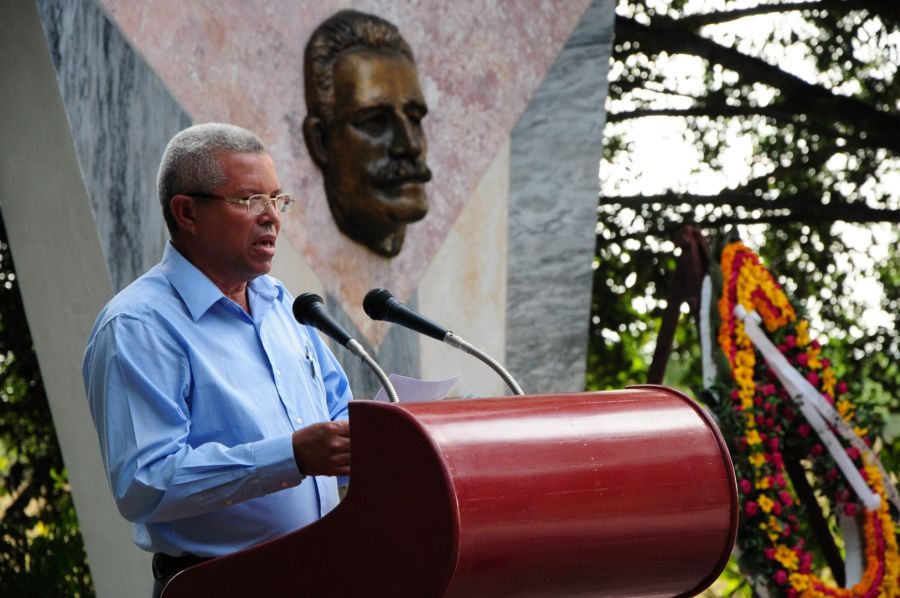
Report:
304,10,414,124
157,123,267,236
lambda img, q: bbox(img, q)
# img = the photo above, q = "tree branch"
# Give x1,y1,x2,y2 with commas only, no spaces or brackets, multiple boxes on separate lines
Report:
678,0,876,29
614,13,900,153
607,105,794,124
600,192,900,224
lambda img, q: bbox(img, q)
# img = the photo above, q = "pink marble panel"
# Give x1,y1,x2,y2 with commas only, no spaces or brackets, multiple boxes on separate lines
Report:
99,0,589,343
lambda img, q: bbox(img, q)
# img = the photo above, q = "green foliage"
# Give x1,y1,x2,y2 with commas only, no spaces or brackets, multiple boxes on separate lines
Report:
591,0,899,592
0,211,93,596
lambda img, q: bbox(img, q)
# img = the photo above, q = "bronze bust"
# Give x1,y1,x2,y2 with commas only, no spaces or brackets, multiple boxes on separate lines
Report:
303,10,431,257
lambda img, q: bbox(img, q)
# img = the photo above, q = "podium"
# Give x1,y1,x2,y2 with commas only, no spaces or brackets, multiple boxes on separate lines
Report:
162,386,737,597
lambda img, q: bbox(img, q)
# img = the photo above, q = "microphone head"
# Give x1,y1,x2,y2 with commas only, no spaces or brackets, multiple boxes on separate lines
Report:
363,288,398,321
362,287,449,341
293,293,326,325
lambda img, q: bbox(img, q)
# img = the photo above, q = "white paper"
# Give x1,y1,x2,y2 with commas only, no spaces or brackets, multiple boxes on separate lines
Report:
371,373,459,403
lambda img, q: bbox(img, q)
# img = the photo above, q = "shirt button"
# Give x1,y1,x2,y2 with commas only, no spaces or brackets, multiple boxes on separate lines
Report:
295,416,303,425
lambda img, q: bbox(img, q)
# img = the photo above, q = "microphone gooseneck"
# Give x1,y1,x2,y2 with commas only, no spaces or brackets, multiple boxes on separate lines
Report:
362,288,524,396
293,293,399,403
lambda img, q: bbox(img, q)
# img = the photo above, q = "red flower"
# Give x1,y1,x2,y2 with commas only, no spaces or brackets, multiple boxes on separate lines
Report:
811,443,824,456
764,547,776,559
821,358,830,368
745,501,759,517
774,569,788,585
846,446,860,460
798,424,811,438
786,336,796,348
796,353,809,367
799,552,813,573
811,339,820,349
772,501,782,515
837,381,848,394
806,371,820,386
780,491,794,506
768,438,780,451
739,479,752,493
843,502,857,517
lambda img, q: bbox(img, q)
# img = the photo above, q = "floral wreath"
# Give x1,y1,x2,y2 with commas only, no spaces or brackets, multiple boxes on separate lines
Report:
708,240,899,597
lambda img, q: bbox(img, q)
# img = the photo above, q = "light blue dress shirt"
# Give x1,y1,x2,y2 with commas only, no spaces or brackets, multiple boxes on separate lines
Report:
82,243,352,557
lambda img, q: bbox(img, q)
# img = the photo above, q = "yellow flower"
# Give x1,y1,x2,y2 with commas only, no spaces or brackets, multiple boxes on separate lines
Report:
758,494,774,513
746,429,763,446
789,572,808,590
735,351,755,368
749,452,767,467
775,545,799,570
756,477,771,490
837,400,853,417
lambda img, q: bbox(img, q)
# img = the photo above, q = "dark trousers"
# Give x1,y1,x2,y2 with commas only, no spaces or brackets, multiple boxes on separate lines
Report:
151,553,212,598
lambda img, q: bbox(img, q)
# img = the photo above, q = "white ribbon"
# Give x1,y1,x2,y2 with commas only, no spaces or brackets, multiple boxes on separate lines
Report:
700,275,717,392
734,305,899,512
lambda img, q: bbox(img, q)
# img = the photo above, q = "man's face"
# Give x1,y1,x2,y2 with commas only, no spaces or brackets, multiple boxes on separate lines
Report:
190,152,282,287
322,49,431,257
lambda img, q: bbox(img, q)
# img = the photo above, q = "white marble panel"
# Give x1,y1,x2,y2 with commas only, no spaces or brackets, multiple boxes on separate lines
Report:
419,141,510,398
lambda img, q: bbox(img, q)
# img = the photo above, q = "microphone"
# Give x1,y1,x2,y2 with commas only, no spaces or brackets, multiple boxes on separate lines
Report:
293,294,398,403
362,288,448,341
363,288,524,395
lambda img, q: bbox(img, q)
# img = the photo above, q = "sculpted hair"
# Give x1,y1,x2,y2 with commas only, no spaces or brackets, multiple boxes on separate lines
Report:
157,123,267,237
304,10,414,123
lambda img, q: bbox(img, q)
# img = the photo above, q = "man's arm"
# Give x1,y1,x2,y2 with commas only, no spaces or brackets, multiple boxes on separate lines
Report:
83,315,304,524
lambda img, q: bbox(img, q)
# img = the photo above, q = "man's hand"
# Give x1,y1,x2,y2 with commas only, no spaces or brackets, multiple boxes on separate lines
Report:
291,420,350,476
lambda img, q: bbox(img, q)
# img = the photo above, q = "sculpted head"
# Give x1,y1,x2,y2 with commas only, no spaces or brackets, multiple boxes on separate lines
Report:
303,10,431,257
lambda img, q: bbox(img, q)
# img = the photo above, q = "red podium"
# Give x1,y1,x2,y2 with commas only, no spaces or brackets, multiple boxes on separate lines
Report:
162,386,737,597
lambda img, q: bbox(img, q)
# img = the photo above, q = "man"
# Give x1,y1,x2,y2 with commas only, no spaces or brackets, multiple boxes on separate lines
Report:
303,10,432,257
82,123,352,596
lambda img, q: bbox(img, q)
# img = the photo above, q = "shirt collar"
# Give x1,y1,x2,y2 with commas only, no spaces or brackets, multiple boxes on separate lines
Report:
161,242,284,321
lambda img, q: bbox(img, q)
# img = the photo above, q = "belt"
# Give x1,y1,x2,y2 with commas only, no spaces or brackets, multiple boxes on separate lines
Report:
152,552,212,580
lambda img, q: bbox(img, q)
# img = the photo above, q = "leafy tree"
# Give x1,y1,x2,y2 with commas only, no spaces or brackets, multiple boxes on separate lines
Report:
589,0,899,593
0,211,93,596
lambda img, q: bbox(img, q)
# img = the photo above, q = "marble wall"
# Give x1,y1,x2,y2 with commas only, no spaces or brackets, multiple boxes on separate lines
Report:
36,0,188,291
506,0,616,393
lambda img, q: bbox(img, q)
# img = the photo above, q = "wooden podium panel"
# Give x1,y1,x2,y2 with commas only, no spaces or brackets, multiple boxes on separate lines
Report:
163,386,737,597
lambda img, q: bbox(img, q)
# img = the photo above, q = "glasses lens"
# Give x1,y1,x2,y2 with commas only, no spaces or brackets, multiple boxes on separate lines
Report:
247,195,270,214
276,195,295,213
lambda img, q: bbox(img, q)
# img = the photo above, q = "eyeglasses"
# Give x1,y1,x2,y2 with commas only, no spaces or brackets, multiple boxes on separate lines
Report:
190,193,295,215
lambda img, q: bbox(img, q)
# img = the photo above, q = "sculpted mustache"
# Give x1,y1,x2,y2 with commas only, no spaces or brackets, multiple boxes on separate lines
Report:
371,160,432,186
